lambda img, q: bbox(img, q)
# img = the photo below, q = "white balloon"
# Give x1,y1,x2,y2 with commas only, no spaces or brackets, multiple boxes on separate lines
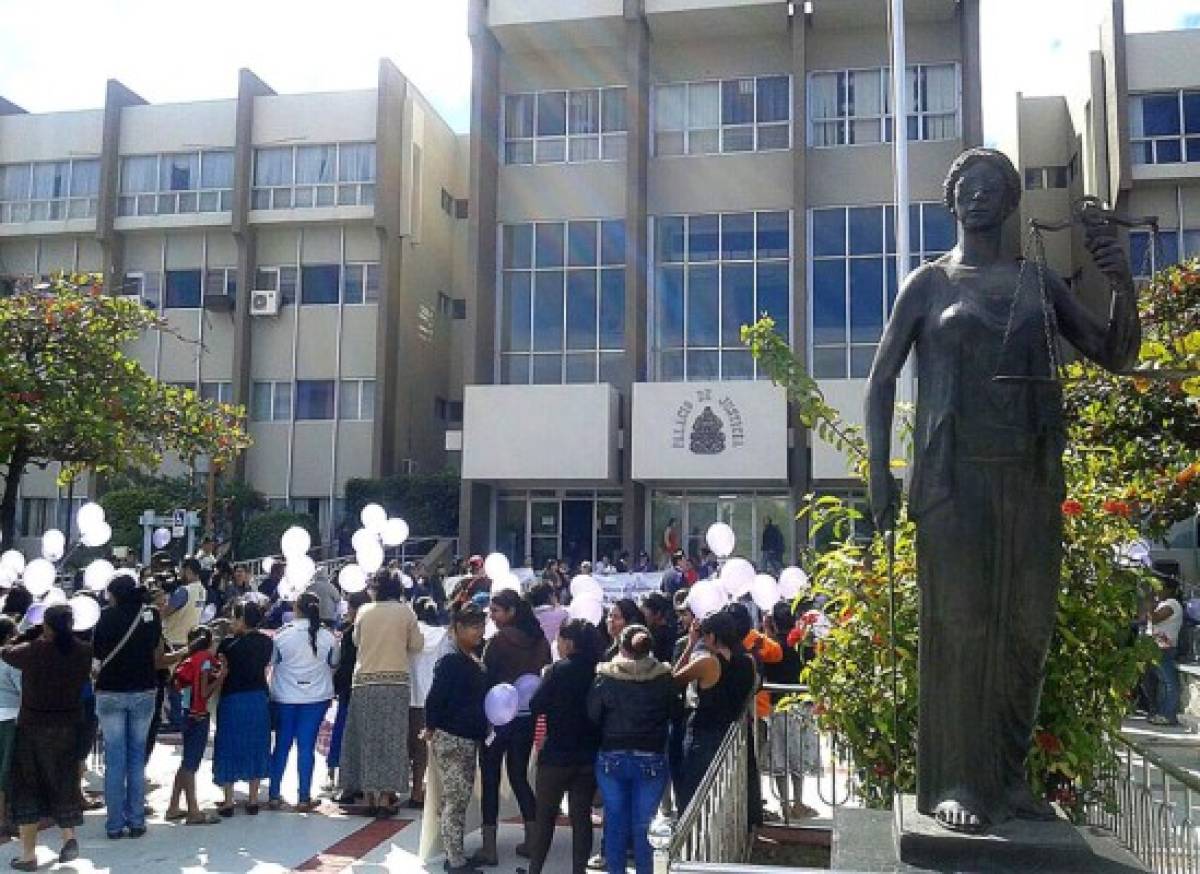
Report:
483,552,511,581
751,574,780,612
23,603,45,627
286,555,316,587
84,559,116,592
338,563,368,594
360,503,387,532
1,550,25,575
280,526,311,559
0,566,15,589
262,557,275,574
41,529,65,562
76,502,105,534
719,557,756,599
22,558,56,597
152,527,172,550
381,518,410,548
81,521,112,549
69,595,101,632
492,571,522,595
401,573,415,590
568,594,603,625
277,579,303,603
357,543,384,574
778,566,809,600
484,618,498,639
351,528,380,554
44,586,67,607
705,522,736,558
686,579,728,619
570,574,603,601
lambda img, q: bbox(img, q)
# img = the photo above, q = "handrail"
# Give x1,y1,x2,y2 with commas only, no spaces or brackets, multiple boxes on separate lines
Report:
1117,731,1200,793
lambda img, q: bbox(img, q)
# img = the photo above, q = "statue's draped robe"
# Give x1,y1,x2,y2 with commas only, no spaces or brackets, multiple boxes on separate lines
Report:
907,261,1065,825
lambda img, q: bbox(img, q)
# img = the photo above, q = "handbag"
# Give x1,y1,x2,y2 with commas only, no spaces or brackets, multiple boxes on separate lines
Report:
91,610,145,684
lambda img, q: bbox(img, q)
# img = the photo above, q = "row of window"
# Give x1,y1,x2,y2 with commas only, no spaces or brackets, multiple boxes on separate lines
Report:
1130,228,1200,280
122,262,379,308
809,64,958,147
1024,161,1076,191
435,397,463,423
0,159,100,223
504,88,628,165
253,142,375,210
1130,90,1200,165
251,379,375,422
119,151,234,216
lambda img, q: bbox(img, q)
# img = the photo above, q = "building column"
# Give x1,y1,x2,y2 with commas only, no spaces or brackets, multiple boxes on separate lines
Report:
959,0,983,148
96,80,145,297
373,60,411,478
620,0,650,559
789,10,811,549
459,0,502,552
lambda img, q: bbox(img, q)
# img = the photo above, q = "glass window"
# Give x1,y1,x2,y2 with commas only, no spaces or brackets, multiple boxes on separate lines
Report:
657,265,685,348
160,153,198,191
689,214,720,261
120,156,158,194
296,145,336,184
601,219,625,265
339,380,361,419
656,76,791,155
686,264,719,346
721,213,755,261
757,76,790,123
812,209,846,257
338,143,375,182
0,163,31,202
1139,93,1181,137
533,270,564,352
812,63,957,147
602,88,626,133
164,269,202,308
537,92,567,137
251,382,274,421
505,224,533,269
254,147,292,187
535,223,565,268
503,272,532,352
295,380,335,420
566,270,597,350
200,151,233,189
721,263,754,345
300,264,340,305
599,268,625,348
70,160,99,197
757,262,789,341
722,79,756,126
568,220,598,266
812,260,847,345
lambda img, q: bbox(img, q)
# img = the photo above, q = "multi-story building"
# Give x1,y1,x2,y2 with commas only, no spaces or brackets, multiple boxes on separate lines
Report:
0,62,470,553
454,0,983,569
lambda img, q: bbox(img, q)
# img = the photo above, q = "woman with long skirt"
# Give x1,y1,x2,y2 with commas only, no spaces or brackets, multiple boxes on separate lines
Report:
213,599,274,815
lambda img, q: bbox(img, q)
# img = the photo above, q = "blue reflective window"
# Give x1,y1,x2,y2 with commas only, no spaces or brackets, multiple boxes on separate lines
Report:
687,264,719,345
687,350,719,380
599,268,625,348
658,216,686,263
532,270,564,350
757,262,789,339
295,380,335,420
721,213,754,260
1185,92,1200,134
756,211,789,259
566,270,597,349
568,220,598,266
849,207,883,255
812,260,846,345
922,204,955,254
503,272,531,352
812,209,845,256
722,79,755,125
535,223,565,268
300,264,340,305
723,350,754,380
657,266,685,347
1141,94,1181,136
1158,140,1183,163
164,269,202,308
504,224,532,269
689,214,720,262
721,263,754,345
660,350,684,381
849,258,884,342
601,220,625,265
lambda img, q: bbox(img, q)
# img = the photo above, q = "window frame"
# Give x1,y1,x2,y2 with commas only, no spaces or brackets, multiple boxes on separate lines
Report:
338,378,375,421
503,86,628,166
164,268,203,309
117,150,234,217
251,142,376,210
652,75,793,157
294,379,336,421
250,380,293,422
0,157,100,224
200,381,234,405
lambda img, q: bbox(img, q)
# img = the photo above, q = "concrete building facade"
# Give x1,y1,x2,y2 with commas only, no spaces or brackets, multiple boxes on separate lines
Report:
455,0,983,569
0,64,470,552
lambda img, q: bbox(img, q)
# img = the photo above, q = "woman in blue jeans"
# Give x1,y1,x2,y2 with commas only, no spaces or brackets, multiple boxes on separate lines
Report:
93,574,180,839
587,625,680,874
268,593,338,811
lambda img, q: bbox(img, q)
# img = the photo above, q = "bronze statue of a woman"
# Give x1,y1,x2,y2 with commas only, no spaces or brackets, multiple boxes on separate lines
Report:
865,148,1140,833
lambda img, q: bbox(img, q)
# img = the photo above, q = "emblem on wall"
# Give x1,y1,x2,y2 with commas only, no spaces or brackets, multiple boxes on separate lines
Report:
672,389,746,456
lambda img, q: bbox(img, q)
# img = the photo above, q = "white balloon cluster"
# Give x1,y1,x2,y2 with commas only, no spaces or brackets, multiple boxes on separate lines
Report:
568,574,604,625
705,522,736,559
71,502,112,552
682,560,797,620
277,525,316,601
482,553,522,596
338,506,411,593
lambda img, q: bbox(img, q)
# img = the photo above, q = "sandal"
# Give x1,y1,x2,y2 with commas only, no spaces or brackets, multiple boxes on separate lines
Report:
59,838,79,863
265,799,287,812
185,812,221,826
217,805,235,818
9,860,36,872
163,809,186,822
245,804,260,816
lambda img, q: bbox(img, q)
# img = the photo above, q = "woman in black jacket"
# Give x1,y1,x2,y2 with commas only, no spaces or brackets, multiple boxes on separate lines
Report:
587,625,680,874
526,619,604,874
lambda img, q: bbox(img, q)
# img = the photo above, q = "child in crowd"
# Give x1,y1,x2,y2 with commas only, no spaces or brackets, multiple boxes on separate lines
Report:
165,626,224,826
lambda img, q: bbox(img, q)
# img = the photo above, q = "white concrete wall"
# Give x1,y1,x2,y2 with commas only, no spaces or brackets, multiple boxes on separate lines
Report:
252,91,377,144
119,101,236,153
0,110,103,162
1126,31,1200,93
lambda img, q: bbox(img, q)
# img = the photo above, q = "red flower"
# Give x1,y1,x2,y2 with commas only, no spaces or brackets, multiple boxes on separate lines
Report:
1176,463,1199,487
1061,499,1084,517
839,607,855,625
1035,731,1063,755
812,701,827,716
1102,500,1131,518
872,761,893,778
786,627,804,648
871,632,885,646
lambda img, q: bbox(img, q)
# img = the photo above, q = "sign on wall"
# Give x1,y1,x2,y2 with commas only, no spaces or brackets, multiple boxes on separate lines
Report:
632,381,788,482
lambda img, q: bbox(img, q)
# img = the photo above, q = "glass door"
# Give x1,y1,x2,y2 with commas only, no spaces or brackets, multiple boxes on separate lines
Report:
530,500,560,571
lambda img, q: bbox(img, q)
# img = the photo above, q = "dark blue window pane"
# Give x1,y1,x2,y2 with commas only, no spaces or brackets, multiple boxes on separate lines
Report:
532,355,561,384
599,268,625,348
1130,232,1150,276
922,203,956,253
723,350,754,380
295,380,335,420
300,264,340,304
503,272,531,351
721,213,754,260
565,353,595,383
658,216,685,263
601,219,625,265
687,264,719,345
849,206,883,255
885,205,895,252
812,347,845,379
812,209,845,257
533,270,564,351
756,211,789,259
689,214,720,261
1142,94,1181,136
722,79,755,125
537,92,567,136
164,269,202,308
721,263,754,344
568,220,598,266
660,350,684,381
886,257,899,312
1185,93,1200,134
1187,137,1200,163
851,346,877,378
1158,139,1183,164
1162,230,1180,270
812,260,846,345
502,355,529,385
687,350,719,380
850,257,884,342
756,76,790,123
566,270,597,349
657,266,684,347
504,224,532,269
756,263,789,340
535,223,565,267
909,204,921,251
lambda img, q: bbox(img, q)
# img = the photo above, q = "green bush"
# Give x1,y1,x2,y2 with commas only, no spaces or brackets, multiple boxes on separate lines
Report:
238,511,320,560
344,470,459,536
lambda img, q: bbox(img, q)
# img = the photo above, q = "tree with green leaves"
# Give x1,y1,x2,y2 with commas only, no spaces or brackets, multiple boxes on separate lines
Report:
0,273,251,545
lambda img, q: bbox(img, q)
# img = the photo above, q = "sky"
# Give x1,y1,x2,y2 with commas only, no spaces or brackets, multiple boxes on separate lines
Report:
0,0,1198,150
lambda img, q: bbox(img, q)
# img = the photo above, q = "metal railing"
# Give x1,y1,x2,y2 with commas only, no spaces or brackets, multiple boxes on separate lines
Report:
239,534,457,580
1084,731,1200,873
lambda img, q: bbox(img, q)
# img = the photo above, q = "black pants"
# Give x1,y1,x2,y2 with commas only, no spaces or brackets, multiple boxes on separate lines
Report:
144,683,166,765
527,763,596,874
479,715,536,825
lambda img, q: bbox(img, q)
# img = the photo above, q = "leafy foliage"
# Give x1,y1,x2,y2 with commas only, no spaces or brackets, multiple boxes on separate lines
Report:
239,511,319,561
0,273,251,542
744,306,1163,816
344,470,460,537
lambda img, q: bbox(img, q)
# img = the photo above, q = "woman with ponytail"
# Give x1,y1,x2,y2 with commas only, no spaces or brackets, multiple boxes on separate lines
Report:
3,604,93,869
267,592,338,812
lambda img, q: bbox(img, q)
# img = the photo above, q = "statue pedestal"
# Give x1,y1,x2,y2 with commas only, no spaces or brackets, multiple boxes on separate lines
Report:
832,795,1147,872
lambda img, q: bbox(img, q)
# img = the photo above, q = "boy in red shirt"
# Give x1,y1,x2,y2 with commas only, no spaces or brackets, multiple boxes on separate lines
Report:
165,626,224,825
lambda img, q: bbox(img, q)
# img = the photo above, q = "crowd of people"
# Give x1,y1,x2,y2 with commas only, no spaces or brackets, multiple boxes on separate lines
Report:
0,544,824,874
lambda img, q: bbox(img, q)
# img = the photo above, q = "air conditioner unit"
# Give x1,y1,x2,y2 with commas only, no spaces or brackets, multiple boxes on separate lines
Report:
250,288,279,317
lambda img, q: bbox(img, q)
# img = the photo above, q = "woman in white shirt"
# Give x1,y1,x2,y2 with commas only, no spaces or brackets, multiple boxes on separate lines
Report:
407,597,451,808
1149,577,1185,726
267,593,338,811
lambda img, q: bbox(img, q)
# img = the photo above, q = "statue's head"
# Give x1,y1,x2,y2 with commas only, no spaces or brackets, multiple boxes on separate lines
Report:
943,148,1022,232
